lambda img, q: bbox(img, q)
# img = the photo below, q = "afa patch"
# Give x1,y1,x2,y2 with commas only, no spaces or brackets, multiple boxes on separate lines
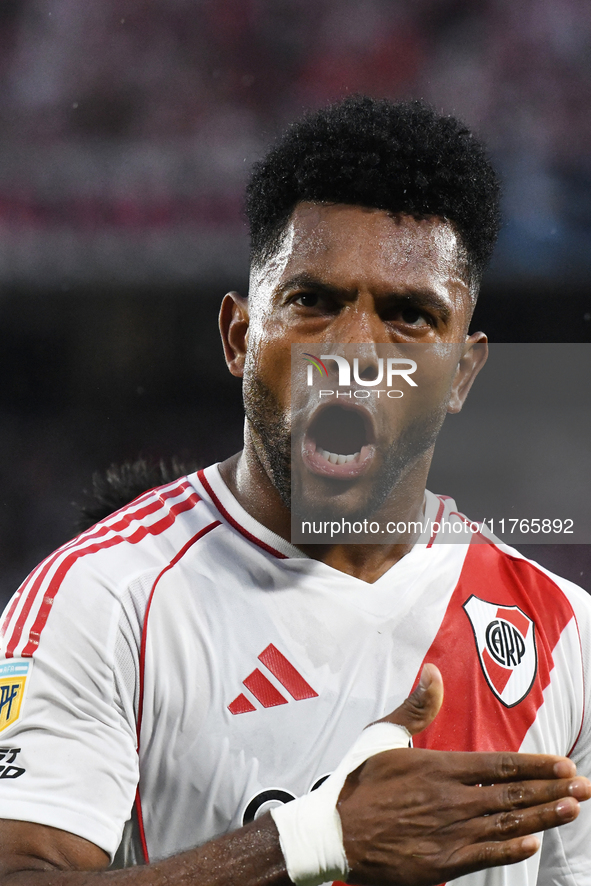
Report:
0,659,32,733
463,596,537,708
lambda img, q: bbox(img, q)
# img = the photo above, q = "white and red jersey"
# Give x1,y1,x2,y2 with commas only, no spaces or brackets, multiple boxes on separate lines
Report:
0,462,590,886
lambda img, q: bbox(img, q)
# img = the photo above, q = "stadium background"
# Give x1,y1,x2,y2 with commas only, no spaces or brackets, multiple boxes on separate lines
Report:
0,0,589,605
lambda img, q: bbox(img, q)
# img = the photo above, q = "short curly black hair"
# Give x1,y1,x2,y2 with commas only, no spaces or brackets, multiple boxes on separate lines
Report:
246,96,500,288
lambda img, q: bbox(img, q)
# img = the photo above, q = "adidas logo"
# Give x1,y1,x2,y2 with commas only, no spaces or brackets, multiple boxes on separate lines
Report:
228,643,318,714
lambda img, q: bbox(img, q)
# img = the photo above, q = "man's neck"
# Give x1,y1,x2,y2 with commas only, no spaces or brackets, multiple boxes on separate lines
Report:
218,445,430,584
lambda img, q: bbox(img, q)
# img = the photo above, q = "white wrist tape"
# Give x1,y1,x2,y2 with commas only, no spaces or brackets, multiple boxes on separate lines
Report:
271,722,412,886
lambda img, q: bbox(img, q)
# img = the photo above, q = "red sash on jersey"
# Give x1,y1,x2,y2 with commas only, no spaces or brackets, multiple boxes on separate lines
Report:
412,544,577,753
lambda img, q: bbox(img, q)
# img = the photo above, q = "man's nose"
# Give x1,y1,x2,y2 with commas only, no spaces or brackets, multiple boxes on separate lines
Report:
332,295,385,345
355,351,383,383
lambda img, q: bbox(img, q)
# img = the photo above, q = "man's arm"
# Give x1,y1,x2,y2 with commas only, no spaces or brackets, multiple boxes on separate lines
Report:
0,756,586,886
0,816,288,886
0,668,589,886
0,770,583,886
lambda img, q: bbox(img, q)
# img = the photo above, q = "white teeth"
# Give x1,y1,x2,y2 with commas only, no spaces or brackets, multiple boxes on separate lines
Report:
317,449,361,464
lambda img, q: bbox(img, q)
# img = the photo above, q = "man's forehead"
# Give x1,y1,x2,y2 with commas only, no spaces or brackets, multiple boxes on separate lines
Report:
250,202,466,293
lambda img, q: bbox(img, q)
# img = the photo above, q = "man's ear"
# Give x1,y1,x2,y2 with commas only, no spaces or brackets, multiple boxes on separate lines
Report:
447,332,488,414
219,291,249,378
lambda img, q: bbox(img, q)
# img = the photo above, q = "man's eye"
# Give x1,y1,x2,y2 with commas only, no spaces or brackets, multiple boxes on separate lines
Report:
294,292,321,308
400,307,430,326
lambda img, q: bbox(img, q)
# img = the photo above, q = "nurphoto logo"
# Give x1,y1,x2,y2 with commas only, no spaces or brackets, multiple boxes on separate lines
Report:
304,353,417,398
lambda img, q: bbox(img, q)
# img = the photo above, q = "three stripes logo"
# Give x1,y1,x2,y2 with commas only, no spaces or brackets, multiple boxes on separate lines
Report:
228,644,318,714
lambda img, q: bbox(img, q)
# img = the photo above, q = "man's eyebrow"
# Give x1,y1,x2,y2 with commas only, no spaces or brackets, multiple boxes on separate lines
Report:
388,288,453,323
275,273,344,297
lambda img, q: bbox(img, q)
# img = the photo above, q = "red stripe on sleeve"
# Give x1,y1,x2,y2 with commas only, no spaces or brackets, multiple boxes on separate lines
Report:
5,481,201,658
4,492,170,657
0,586,26,641
19,493,200,658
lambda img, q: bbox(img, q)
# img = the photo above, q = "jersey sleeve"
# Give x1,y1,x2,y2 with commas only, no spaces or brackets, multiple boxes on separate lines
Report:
0,555,141,860
538,576,591,886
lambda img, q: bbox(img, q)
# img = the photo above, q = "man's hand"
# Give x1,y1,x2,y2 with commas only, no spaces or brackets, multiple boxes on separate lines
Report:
0,666,589,886
338,664,591,886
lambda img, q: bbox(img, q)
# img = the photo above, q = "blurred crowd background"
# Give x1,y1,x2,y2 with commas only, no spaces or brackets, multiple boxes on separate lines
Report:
0,0,589,603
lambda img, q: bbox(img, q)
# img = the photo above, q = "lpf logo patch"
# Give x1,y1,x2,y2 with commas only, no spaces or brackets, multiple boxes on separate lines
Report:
463,596,537,708
0,659,32,733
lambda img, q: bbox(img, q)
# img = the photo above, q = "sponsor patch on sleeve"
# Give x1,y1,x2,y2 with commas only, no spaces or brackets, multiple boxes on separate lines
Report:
0,659,32,733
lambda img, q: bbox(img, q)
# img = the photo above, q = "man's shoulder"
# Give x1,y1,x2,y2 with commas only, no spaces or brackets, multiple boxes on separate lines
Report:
0,474,220,658
461,538,591,629
61,474,220,588
429,493,591,616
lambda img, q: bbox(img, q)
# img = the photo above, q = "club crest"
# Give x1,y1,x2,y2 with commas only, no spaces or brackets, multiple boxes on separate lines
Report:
463,596,537,707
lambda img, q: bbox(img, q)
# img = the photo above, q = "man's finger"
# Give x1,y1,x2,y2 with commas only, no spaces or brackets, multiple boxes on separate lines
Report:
359,747,579,790
447,834,542,879
439,750,577,784
460,776,591,818
448,797,582,880
478,796,581,841
379,663,444,736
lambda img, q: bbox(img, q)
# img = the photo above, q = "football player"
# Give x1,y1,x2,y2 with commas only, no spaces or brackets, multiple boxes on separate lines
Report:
0,97,589,886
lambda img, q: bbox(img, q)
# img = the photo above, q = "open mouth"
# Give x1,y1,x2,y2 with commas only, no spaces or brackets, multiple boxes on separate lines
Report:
301,404,376,477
